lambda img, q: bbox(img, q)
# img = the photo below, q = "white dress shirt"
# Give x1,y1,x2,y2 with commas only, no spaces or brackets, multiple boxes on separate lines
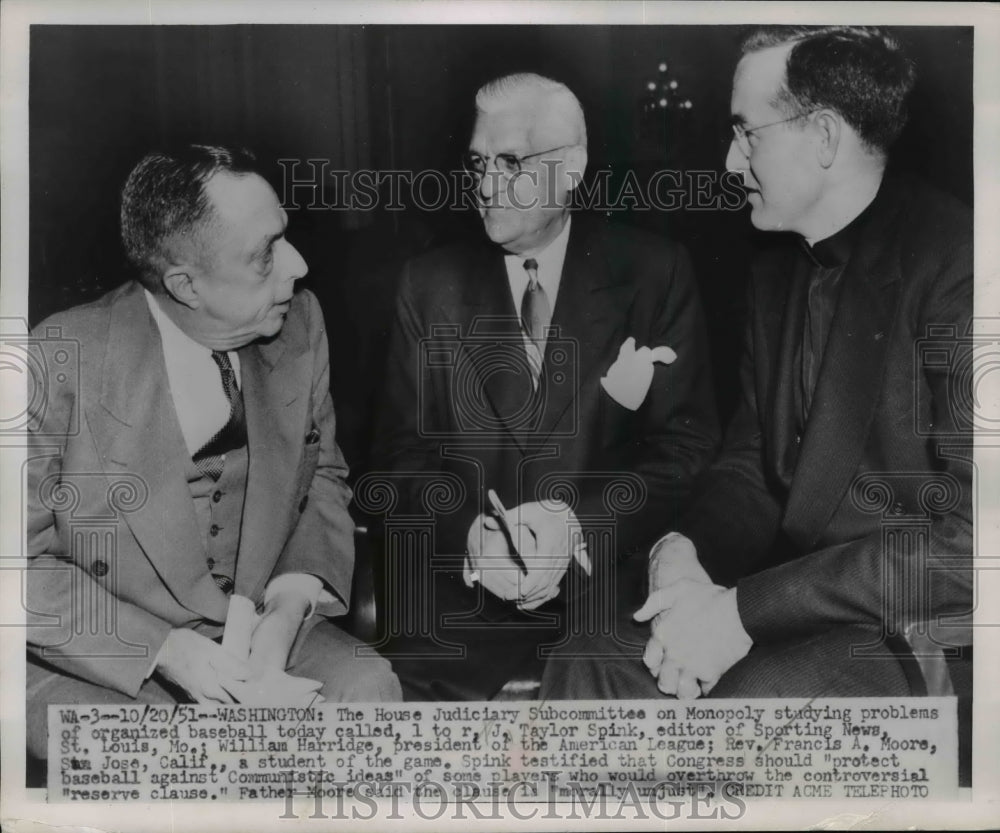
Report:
144,289,240,455
502,214,572,315
143,290,322,626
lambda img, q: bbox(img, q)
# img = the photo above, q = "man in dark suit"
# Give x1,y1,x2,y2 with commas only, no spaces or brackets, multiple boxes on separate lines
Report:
542,26,973,700
26,145,400,759
371,73,719,700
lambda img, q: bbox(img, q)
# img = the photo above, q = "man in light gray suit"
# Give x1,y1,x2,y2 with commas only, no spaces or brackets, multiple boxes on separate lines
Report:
26,145,400,760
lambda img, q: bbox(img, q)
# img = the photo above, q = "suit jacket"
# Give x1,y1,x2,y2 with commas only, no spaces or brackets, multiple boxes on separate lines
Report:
26,282,354,697
372,213,719,620
680,173,973,650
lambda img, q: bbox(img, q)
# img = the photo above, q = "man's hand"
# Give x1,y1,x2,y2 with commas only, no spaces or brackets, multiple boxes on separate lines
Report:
636,533,713,679
466,513,526,602
507,500,587,610
224,669,324,706
247,589,311,675
155,628,250,703
647,532,712,595
466,500,588,609
219,590,324,706
635,580,752,698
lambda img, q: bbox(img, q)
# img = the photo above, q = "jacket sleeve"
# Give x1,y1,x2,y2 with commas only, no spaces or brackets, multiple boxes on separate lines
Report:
678,272,786,585
25,325,173,697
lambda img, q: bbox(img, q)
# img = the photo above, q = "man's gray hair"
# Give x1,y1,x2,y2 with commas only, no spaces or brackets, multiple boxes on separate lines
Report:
475,73,587,148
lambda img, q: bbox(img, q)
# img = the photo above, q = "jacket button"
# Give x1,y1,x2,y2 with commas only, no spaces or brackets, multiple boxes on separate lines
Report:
91,560,109,577
206,557,215,570
210,524,220,536
794,434,802,444
299,495,309,513
212,490,223,503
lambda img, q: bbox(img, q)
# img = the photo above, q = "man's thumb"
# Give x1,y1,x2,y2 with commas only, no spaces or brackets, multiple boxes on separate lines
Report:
633,588,675,622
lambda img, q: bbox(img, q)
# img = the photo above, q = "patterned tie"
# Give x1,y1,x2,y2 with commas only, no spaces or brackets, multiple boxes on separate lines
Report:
193,351,247,482
520,258,551,389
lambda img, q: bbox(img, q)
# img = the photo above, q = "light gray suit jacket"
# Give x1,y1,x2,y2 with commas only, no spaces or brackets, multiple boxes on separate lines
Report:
26,281,354,696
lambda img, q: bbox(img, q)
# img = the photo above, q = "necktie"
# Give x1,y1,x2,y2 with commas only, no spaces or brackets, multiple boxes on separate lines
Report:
520,258,551,389
193,351,247,482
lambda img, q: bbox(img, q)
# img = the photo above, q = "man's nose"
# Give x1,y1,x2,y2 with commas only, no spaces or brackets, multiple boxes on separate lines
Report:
478,169,498,201
725,137,747,175
281,239,308,281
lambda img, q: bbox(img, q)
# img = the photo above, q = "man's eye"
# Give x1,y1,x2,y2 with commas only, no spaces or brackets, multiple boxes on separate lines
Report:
260,247,274,269
497,155,521,176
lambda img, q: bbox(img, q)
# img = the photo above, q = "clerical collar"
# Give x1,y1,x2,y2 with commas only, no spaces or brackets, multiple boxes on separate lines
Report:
801,181,882,269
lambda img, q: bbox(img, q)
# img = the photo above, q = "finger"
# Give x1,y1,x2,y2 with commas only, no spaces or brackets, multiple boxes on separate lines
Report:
657,657,681,696
620,336,636,357
478,529,513,558
479,569,521,600
699,675,720,697
209,651,251,682
512,523,539,558
643,637,665,673
519,573,562,605
202,679,239,704
282,675,323,694
676,669,701,700
517,587,559,611
633,587,678,622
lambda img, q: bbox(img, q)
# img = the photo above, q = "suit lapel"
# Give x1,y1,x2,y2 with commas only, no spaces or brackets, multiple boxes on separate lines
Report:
457,245,533,453
237,329,311,597
783,190,904,547
764,245,809,488
92,284,228,621
537,218,630,441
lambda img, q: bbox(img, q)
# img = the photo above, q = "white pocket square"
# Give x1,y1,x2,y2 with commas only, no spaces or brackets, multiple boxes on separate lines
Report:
600,336,677,410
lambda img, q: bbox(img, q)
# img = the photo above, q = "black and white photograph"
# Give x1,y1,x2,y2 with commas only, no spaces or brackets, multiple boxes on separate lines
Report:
1,1,997,830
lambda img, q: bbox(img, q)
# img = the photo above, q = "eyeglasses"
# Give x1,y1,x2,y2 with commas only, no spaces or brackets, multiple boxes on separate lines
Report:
462,145,574,180
730,112,814,157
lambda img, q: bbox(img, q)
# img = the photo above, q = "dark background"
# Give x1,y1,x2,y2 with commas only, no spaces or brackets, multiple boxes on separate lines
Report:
29,24,974,477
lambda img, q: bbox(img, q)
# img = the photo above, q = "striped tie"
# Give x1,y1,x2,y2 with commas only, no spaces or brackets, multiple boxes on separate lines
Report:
193,351,247,482
520,258,551,389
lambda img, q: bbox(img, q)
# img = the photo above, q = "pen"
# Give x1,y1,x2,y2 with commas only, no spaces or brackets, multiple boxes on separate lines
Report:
486,489,529,575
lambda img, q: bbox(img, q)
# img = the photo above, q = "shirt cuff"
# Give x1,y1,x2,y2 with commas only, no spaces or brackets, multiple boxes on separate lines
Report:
463,555,480,588
145,643,166,680
265,573,324,619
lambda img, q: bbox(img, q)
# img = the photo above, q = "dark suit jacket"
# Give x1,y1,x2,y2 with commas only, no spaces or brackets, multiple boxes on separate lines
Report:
26,282,355,697
372,214,719,622
680,174,973,653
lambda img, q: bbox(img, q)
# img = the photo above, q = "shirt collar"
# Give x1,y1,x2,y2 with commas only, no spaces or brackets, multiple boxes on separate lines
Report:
503,214,573,297
143,289,241,375
801,183,881,269
144,289,213,360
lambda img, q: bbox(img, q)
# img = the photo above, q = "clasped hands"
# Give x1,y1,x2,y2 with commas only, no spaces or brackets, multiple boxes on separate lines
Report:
465,499,590,610
155,589,323,706
633,533,752,699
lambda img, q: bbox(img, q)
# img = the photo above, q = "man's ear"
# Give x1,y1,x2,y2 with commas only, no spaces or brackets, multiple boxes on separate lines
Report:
162,266,201,310
813,109,841,169
564,144,588,191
